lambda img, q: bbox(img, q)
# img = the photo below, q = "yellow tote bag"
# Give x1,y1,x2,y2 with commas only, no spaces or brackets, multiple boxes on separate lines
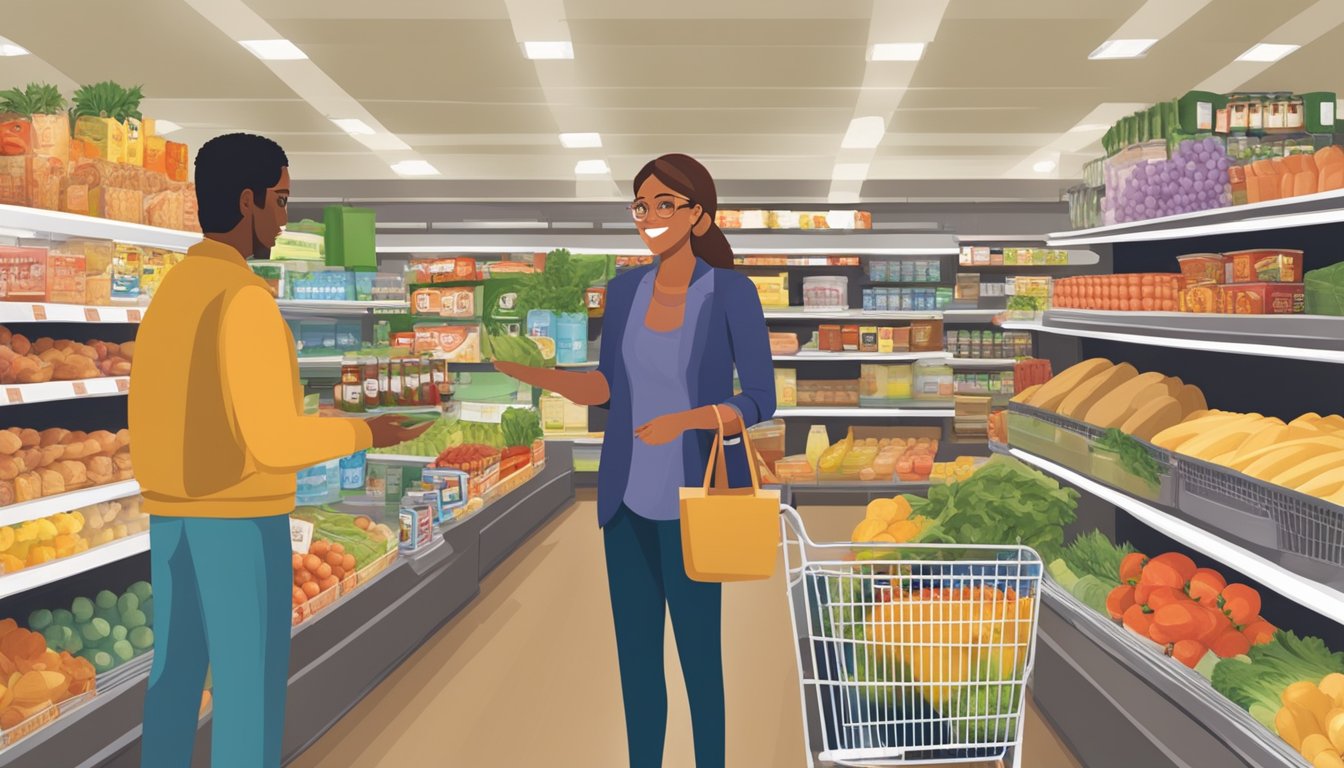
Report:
679,408,780,582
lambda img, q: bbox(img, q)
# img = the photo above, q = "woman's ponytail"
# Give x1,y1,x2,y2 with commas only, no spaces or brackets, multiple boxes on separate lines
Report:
691,220,735,270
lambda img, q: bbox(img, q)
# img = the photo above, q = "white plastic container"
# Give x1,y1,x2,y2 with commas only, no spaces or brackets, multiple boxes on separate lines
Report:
802,276,848,311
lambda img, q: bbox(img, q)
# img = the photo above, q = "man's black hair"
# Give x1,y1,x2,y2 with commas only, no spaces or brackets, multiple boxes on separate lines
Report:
193,133,289,234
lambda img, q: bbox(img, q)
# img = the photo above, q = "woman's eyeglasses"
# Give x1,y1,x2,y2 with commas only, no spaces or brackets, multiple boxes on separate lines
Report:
629,195,693,221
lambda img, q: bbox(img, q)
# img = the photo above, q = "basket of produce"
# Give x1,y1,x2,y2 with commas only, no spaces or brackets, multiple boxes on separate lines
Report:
1090,430,1178,506
1005,401,1093,474
355,546,399,588
0,621,97,745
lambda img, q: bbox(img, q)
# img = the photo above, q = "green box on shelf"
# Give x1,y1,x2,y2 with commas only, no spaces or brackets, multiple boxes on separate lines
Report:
1177,91,1226,135
323,205,378,270
1299,92,1338,133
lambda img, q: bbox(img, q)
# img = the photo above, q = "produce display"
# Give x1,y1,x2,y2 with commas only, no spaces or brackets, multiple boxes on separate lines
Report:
0,427,133,509
1152,410,1344,504
714,209,871,230
0,329,133,382
816,429,938,482
1011,358,1207,441
929,456,982,485
0,80,197,230
27,581,154,674
959,247,1071,267
1213,633,1344,752
290,507,395,573
292,539,357,609
1107,137,1233,223
1307,261,1344,316
845,455,1079,562
0,498,145,573
1053,274,1182,312
0,620,96,730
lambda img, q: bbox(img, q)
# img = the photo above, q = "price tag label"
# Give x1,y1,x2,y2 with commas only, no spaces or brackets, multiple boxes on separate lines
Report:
127,309,142,323
30,305,46,321
84,308,100,322
290,518,314,554
5,388,21,404
116,378,129,392
72,382,88,396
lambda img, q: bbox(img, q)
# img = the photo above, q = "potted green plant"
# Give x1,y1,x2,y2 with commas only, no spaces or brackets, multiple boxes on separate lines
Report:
0,83,68,159
69,81,142,163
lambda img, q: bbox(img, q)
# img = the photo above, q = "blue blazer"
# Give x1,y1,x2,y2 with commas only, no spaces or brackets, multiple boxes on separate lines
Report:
594,258,776,527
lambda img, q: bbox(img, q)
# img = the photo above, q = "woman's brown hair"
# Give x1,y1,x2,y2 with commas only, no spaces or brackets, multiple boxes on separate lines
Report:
633,154,734,270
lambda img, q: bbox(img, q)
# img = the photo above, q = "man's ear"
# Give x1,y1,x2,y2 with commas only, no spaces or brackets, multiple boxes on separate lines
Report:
238,188,254,220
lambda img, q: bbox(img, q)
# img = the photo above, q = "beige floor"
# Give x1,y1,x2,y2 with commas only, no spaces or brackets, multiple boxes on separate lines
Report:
292,492,1082,768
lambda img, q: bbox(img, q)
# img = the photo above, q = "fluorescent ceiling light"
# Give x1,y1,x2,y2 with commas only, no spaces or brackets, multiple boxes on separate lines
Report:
1236,43,1300,62
154,120,183,135
0,37,28,57
523,41,573,60
1033,160,1058,173
240,39,307,61
831,163,870,181
1088,39,1157,60
841,116,885,149
390,160,439,177
332,118,375,136
870,42,925,61
574,159,610,175
559,132,602,148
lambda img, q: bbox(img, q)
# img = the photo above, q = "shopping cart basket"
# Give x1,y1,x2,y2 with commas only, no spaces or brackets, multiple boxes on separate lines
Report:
780,505,1043,767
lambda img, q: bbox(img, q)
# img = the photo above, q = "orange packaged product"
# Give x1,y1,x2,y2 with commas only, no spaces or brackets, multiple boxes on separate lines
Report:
1220,283,1304,315
1179,284,1222,313
413,325,482,362
1176,254,1226,286
46,252,86,304
165,141,189,182
1223,249,1303,284
0,246,48,301
768,332,799,357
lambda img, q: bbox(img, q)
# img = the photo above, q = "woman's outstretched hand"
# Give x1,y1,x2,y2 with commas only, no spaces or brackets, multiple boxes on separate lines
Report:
493,360,530,378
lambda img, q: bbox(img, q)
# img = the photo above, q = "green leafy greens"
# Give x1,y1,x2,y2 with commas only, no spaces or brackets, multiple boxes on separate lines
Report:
1061,531,1134,588
1212,631,1344,729
500,407,543,448
516,249,607,314
1095,428,1163,488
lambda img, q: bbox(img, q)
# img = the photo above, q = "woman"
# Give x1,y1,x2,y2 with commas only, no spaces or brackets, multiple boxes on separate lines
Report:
494,154,774,767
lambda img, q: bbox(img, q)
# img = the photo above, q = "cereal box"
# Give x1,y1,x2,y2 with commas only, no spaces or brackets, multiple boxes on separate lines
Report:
1221,283,1304,315
112,244,142,300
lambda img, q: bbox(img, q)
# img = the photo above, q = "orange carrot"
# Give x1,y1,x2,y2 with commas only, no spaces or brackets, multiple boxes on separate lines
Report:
1172,639,1208,669
1210,629,1251,659
1119,552,1147,584
1151,553,1197,584
1106,585,1136,620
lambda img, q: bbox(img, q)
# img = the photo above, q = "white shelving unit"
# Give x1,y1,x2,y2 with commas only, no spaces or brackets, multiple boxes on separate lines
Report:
0,377,130,407
278,300,410,315
1008,447,1344,625
772,351,948,362
375,231,960,256
0,303,145,324
775,406,956,419
764,309,942,321
0,203,201,250
0,533,149,601
945,358,1018,369
0,481,141,528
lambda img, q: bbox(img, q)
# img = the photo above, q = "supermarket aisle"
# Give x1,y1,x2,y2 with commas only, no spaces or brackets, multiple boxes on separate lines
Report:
292,492,1081,768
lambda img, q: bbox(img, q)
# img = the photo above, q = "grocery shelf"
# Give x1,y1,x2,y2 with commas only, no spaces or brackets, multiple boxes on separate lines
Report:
0,303,144,324
0,533,148,601
0,480,140,527
772,351,949,362
5,452,575,768
774,406,955,419
1046,188,1344,246
1007,446,1344,625
945,357,1018,369
295,355,345,367
1004,310,1344,364
0,203,201,251
764,309,942,321
366,453,434,465
1036,580,1305,768
941,308,1004,324
375,231,959,256
0,377,130,407
277,300,410,315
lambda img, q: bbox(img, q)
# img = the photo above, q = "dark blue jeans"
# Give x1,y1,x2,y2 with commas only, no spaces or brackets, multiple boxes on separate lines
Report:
604,504,725,768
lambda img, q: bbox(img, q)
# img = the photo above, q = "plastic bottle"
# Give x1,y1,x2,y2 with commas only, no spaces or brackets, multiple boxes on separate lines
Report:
805,425,829,471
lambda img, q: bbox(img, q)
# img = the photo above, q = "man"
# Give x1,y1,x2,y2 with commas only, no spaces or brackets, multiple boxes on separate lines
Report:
129,133,425,767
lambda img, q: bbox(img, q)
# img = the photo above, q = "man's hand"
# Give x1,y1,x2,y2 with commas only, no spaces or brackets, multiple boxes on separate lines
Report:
367,414,432,448
634,412,694,446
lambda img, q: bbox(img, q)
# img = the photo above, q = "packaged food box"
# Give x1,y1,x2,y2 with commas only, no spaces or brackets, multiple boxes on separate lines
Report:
774,368,797,407
0,155,30,206
0,246,47,301
398,503,435,553
412,286,477,318
1220,282,1304,314
45,252,86,304
748,273,789,307
413,325,482,362
774,455,815,484
165,141,189,182
1179,284,1222,313
73,116,126,163
909,319,943,352
85,273,111,306
1177,254,1226,286
249,262,286,298
1224,249,1303,283
768,332,799,357
112,244,142,300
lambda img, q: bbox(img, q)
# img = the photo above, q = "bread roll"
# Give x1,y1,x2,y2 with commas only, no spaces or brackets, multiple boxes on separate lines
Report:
38,470,63,497
0,432,20,456
14,472,40,502
0,457,18,481
39,428,69,448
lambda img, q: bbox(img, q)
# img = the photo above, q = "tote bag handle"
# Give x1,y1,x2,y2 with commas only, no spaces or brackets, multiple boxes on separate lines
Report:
700,405,763,493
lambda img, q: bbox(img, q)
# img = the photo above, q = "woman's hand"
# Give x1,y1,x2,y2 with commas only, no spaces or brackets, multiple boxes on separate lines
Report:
493,360,530,379
634,412,695,445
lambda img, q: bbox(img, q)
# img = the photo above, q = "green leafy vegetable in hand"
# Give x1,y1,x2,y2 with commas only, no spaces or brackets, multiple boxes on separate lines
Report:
1212,631,1344,729
1095,429,1163,488
1061,531,1135,588
500,407,542,448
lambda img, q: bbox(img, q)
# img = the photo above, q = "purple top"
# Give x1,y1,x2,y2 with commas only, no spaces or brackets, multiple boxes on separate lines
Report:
620,272,704,520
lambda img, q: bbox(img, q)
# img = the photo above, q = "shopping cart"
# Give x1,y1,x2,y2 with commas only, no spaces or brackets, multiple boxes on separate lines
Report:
780,505,1043,768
